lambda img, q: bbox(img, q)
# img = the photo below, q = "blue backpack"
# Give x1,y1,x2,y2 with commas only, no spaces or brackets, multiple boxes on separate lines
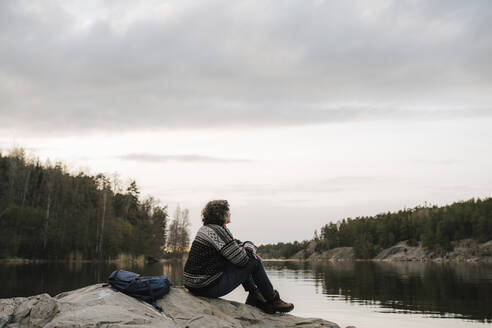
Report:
108,269,171,312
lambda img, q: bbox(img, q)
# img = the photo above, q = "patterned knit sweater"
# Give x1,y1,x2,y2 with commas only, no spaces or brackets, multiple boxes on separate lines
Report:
184,224,257,289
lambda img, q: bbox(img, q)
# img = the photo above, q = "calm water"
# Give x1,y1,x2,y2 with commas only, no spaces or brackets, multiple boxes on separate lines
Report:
1,260,491,328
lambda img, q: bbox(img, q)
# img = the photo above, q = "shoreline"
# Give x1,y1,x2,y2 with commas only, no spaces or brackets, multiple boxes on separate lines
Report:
2,258,490,264
262,257,492,263
0,257,183,264
261,239,492,263
3,239,491,264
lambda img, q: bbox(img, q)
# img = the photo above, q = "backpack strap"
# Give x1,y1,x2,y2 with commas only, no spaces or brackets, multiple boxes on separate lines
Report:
145,279,163,312
150,300,163,312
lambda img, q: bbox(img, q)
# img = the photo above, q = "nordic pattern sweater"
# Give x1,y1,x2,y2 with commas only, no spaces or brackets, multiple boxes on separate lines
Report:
184,224,256,289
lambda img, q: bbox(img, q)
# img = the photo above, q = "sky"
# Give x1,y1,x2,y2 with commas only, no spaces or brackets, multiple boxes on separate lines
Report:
1,0,491,244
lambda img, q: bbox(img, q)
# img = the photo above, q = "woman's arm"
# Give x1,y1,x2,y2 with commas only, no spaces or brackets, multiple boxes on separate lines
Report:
220,240,250,266
242,241,257,254
200,225,250,266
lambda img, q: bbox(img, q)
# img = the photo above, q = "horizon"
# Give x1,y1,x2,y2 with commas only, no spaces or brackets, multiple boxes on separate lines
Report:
1,0,492,244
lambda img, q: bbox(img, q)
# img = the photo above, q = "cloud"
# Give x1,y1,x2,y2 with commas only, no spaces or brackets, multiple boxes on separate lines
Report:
151,175,387,201
1,0,492,134
412,159,461,166
117,153,249,163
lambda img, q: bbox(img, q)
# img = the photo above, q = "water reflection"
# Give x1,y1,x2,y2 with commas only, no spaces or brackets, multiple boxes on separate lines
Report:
0,260,185,299
262,261,492,322
1,260,491,323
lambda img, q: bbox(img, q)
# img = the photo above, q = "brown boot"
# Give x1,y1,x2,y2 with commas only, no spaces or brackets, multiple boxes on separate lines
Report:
245,288,275,314
267,290,294,313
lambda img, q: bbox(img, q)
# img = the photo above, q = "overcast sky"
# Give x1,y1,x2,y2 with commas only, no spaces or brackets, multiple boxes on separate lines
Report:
1,0,491,243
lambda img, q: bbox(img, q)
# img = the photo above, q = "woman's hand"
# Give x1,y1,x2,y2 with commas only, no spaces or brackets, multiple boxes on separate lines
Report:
254,253,263,260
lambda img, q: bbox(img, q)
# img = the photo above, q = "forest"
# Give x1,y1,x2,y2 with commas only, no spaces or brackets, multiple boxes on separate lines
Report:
3,148,491,261
0,149,190,260
258,198,492,259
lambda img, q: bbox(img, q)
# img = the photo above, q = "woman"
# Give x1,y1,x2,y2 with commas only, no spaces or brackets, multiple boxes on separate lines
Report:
184,200,294,314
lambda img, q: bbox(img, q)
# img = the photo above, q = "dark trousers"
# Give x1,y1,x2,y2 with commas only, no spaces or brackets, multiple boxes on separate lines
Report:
190,258,275,300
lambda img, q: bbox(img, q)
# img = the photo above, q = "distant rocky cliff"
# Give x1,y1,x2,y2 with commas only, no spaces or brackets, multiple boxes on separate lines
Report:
289,239,492,262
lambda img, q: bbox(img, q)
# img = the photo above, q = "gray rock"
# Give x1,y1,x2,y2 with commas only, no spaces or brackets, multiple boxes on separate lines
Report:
374,241,428,261
291,243,354,261
0,293,58,328
374,239,492,262
308,247,354,261
0,284,340,328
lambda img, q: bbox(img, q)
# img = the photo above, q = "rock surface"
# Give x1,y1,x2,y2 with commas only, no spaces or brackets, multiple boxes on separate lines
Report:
290,241,317,260
374,239,492,262
306,247,354,262
433,239,492,262
286,239,492,262
0,284,340,328
373,241,427,261
290,242,354,261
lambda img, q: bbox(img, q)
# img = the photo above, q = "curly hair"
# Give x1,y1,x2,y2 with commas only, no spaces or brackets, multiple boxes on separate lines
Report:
202,200,230,225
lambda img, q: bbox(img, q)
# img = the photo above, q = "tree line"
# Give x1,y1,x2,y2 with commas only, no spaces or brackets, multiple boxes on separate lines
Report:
0,149,190,260
258,198,492,259
256,241,310,259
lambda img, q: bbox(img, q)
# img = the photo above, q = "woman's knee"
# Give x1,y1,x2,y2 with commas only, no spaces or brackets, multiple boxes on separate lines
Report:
247,257,262,271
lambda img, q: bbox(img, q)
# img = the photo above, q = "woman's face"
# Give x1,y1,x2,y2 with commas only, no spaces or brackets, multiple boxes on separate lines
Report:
225,210,231,224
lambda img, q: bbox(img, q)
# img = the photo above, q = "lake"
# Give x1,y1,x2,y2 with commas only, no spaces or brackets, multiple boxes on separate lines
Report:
1,260,491,328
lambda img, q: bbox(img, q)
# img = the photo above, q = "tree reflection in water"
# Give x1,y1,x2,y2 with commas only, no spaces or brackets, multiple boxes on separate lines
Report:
262,260,492,323
0,259,185,299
